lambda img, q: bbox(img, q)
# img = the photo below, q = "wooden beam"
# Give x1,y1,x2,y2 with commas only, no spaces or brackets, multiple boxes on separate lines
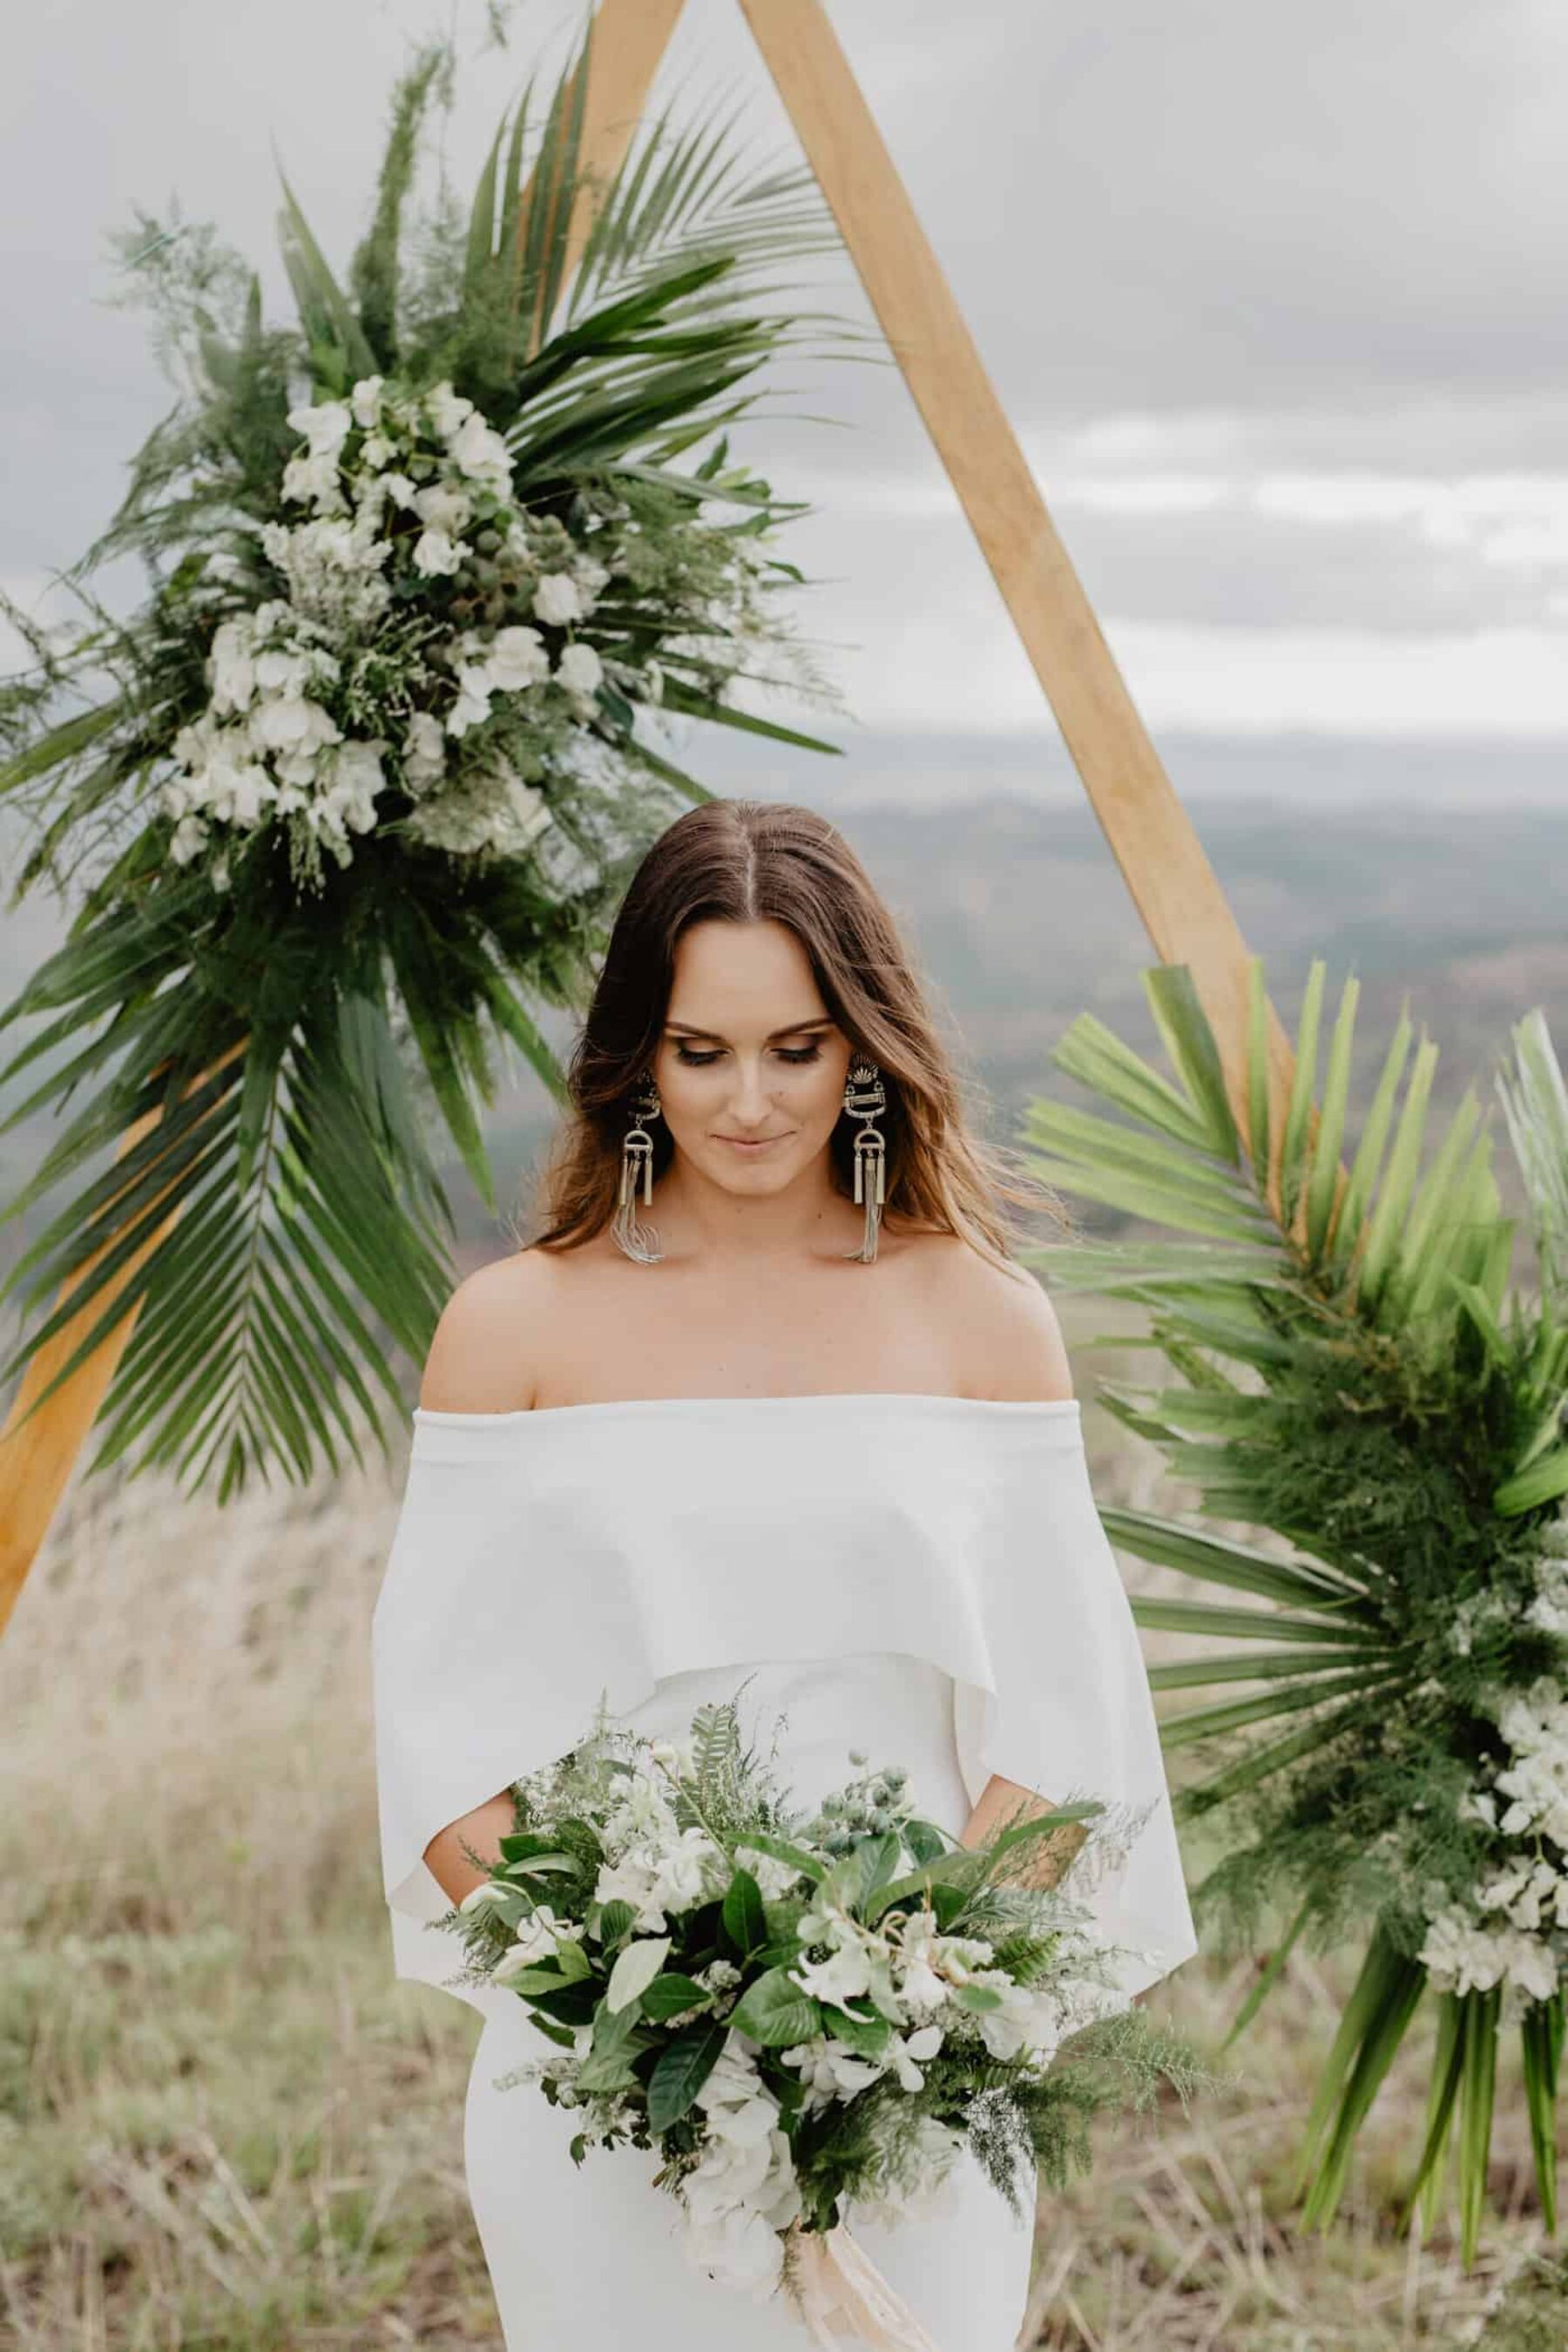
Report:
558,0,689,288
735,0,1294,1125
0,1051,243,1637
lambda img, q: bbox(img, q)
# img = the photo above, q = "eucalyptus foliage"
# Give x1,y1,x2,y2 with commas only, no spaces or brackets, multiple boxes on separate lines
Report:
1019,958,1568,2261
0,33,845,1498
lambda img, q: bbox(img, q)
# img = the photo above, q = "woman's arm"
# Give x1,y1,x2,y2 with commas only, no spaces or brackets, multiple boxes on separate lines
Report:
957,1774,1087,1889
423,1790,517,1908
415,1257,561,1907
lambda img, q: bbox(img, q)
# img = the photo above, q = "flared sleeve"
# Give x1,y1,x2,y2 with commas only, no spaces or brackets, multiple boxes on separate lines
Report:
947,1409,1199,2003
370,1396,1196,2015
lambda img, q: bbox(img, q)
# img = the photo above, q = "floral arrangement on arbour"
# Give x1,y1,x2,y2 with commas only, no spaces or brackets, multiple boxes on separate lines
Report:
0,31,844,1498
1017,958,1568,2264
443,1693,1199,2331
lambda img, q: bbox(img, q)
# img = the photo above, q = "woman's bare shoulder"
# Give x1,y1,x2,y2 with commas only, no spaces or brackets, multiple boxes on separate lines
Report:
418,1245,578,1412
900,1230,1075,1403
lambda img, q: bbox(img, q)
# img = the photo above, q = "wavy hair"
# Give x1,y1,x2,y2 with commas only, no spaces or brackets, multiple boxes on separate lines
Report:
524,799,1066,1266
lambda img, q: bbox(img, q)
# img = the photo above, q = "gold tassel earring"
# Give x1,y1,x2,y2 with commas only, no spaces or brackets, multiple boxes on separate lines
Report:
841,1057,888,1263
611,1073,664,1264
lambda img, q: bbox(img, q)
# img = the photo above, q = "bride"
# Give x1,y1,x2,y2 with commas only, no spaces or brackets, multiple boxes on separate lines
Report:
371,797,1196,2349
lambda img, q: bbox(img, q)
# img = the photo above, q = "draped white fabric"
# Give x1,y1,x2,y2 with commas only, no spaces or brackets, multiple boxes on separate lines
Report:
369,1392,1197,2014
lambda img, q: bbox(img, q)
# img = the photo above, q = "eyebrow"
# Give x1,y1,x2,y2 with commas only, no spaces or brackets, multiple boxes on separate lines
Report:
663,1017,838,1043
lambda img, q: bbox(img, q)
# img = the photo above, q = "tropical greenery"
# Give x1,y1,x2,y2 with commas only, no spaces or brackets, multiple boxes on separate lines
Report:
1017,957,1568,2263
0,31,845,1500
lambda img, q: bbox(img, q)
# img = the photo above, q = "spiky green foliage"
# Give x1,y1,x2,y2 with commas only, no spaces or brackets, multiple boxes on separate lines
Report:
1018,958,1568,2261
0,34,848,1499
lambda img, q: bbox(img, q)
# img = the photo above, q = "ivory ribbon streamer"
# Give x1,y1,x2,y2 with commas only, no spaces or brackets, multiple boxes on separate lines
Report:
783,2220,945,2351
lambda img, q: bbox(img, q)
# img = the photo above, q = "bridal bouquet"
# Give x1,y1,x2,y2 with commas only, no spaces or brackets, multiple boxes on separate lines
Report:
441,1697,1195,2330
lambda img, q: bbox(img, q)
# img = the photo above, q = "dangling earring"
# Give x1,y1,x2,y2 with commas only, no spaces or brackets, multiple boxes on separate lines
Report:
611,1072,664,1264
841,1056,888,1263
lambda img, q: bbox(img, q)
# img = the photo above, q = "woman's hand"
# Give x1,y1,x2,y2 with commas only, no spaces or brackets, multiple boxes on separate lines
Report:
959,1774,1087,1891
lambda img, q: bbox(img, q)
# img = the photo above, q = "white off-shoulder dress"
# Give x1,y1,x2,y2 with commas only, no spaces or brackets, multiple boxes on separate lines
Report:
370,1392,1197,2351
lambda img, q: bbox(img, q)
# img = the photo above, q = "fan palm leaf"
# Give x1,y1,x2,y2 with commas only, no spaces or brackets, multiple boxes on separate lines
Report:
1017,956,1568,2250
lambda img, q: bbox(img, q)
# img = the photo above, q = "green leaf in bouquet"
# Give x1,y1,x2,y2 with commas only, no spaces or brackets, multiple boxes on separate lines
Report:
735,1829,825,1884
499,1960,582,1997
591,1899,637,1949
826,2003,891,2060
528,2013,578,2050
551,1938,592,1983
605,1936,672,2015
524,1978,599,2025
751,1936,807,1972
501,1850,578,1877
500,1831,576,1863
852,1831,904,1916
728,1965,824,2049
904,1818,950,1865
577,1998,652,2093
953,1981,1005,2014
640,1972,714,2022
647,2019,728,2132
721,1868,767,1956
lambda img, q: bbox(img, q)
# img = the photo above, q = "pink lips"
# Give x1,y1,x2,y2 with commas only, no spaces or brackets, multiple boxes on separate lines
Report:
715,1133,792,1151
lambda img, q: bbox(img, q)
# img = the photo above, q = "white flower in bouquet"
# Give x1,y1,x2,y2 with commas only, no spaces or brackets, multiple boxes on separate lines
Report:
974,1977,1068,2065
572,552,612,603
349,375,384,429
683,2038,801,2295
249,690,341,760
413,524,469,578
444,662,494,738
448,407,514,493
485,625,551,693
403,760,551,861
209,619,256,712
314,739,387,846
649,1826,728,1922
532,571,584,625
170,811,210,865
425,380,475,439
1418,1905,1560,2007
402,711,447,792
412,480,473,537
491,1903,576,1980
790,1935,873,2012
555,641,604,698
287,398,354,459
735,1843,804,1903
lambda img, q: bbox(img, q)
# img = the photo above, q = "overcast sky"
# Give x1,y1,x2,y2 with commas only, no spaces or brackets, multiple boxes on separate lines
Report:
7,0,1568,774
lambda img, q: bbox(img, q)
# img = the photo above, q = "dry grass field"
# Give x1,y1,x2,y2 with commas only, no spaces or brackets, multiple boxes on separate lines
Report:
0,1301,1558,2349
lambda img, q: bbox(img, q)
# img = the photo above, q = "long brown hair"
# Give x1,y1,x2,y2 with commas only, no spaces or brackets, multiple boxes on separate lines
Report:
524,800,1066,1265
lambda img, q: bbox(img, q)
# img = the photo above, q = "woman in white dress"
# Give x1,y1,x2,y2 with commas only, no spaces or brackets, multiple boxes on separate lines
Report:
371,799,1197,2350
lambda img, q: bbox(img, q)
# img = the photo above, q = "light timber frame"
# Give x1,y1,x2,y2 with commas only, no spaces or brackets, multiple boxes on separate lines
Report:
0,0,1302,1634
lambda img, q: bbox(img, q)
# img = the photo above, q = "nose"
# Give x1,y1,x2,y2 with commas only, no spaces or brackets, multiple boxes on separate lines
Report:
725,1057,777,1127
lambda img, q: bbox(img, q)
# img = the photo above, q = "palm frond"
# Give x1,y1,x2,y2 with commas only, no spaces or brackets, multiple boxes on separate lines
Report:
1019,958,1568,2252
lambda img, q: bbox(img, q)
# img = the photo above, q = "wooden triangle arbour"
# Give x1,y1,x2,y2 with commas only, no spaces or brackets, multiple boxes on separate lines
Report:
0,0,1304,1634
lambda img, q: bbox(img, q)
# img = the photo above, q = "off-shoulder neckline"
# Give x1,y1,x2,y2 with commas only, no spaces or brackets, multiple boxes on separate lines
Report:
413,1390,1081,1427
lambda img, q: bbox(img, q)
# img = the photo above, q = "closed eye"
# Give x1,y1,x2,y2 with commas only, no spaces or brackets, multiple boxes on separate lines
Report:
672,1044,823,1067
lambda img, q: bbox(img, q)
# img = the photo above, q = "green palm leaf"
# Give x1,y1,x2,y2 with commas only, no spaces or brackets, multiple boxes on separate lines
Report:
1019,963,1568,2256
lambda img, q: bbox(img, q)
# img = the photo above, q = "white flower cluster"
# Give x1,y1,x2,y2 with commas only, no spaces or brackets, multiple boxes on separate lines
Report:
680,2036,801,2295
1420,1530,1568,2015
159,374,624,883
